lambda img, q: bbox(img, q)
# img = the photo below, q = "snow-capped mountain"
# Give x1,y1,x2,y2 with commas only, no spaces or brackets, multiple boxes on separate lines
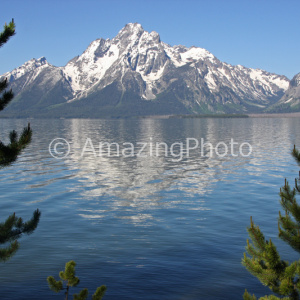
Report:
269,73,300,112
0,23,291,117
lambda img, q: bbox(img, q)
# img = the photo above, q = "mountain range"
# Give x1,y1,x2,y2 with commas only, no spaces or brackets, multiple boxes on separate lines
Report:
0,23,299,117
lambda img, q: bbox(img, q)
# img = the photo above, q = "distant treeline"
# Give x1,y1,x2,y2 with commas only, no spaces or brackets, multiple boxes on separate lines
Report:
168,114,249,119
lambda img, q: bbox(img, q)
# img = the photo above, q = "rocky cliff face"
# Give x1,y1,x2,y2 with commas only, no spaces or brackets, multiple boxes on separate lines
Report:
270,73,300,112
0,23,290,117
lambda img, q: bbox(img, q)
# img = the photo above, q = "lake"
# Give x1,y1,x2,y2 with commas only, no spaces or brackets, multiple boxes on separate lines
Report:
0,117,300,299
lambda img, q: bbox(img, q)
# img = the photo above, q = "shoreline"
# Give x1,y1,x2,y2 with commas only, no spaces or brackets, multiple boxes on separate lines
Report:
1,112,300,119
248,112,300,118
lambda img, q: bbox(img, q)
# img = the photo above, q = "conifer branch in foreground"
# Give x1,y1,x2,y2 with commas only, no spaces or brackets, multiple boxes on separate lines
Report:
47,260,107,300
242,145,300,300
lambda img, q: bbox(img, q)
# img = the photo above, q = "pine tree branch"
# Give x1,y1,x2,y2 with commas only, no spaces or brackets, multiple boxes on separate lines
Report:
292,145,300,166
243,217,297,297
0,19,15,48
247,217,267,252
47,276,63,293
243,146,300,299
295,176,300,193
0,209,40,263
48,261,106,300
0,78,9,94
0,209,41,244
278,176,300,252
92,286,107,300
0,240,19,262
0,88,14,111
73,288,88,300
243,289,257,300
0,123,32,167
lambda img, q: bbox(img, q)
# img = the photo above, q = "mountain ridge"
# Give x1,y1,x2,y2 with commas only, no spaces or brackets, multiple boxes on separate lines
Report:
267,72,300,112
0,23,294,118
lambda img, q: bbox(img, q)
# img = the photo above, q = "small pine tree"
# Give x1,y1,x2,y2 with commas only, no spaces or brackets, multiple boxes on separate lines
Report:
0,19,32,166
242,145,300,300
0,19,40,262
47,260,107,300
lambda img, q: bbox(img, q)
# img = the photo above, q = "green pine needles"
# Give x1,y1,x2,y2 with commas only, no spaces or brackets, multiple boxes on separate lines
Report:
0,123,32,166
47,260,107,300
0,210,41,262
0,19,15,112
0,19,15,48
0,18,40,264
242,145,300,300
0,19,32,167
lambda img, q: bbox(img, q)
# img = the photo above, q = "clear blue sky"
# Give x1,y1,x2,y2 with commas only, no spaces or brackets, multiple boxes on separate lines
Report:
0,0,299,79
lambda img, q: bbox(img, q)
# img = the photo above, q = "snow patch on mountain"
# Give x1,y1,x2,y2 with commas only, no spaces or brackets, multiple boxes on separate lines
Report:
163,43,215,68
63,40,119,98
249,69,289,91
181,46,215,63
2,57,48,82
163,44,184,67
205,70,217,90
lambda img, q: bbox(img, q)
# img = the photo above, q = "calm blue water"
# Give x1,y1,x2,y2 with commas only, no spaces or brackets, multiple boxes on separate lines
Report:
0,117,300,300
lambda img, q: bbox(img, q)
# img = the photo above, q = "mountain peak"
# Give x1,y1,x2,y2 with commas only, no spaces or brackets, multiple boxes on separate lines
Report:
119,22,144,35
115,23,144,42
19,56,48,68
25,57,48,65
1,23,293,117
124,22,144,32
1,56,49,82
291,73,300,87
